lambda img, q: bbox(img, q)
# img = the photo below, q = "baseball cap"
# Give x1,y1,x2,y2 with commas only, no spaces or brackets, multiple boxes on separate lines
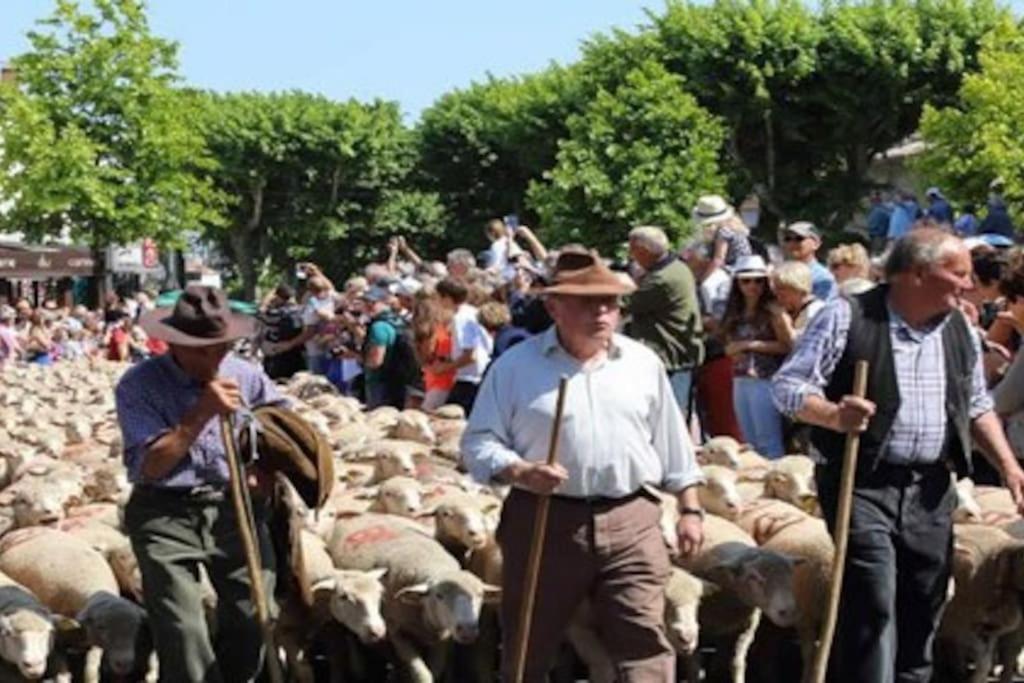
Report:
783,221,821,241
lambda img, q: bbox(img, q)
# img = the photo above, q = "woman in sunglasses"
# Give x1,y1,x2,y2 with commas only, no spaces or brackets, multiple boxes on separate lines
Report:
720,255,794,457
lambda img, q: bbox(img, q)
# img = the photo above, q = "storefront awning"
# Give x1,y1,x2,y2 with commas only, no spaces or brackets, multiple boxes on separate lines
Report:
0,245,100,279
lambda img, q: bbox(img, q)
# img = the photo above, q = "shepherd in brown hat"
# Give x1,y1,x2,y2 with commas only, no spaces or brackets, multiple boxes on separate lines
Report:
462,250,706,681
116,284,282,682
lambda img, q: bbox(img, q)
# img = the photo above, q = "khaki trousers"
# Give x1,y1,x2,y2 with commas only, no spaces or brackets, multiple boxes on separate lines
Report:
497,488,674,682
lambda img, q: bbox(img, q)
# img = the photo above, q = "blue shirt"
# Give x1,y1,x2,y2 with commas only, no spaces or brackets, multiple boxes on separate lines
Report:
809,260,837,301
888,201,919,240
866,204,892,238
771,297,991,465
115,353,284,488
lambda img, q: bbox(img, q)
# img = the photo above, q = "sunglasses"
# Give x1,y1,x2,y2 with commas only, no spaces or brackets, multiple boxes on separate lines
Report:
737,277,766,285
782,234,806,243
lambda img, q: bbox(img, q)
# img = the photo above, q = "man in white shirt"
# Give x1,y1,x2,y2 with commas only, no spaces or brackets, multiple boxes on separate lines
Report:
433,278,492,412
461,250,704,682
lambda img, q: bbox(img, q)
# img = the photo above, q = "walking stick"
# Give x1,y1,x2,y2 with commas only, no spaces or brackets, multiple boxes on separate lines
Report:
220,415,284,683
810,360,869,683
511,375,570,683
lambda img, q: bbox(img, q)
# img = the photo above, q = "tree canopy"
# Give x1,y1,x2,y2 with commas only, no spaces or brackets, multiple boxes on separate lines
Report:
0,0,220,248
917,19,1024,222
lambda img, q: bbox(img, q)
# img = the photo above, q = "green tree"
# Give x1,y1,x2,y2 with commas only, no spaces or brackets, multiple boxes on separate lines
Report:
527,61,727,250
0,0,219,248
917,19,1024,224
197,91,443,298
415,65,582,251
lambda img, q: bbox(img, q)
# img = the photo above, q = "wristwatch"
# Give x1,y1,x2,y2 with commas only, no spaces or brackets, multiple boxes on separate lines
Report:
679,507,705,520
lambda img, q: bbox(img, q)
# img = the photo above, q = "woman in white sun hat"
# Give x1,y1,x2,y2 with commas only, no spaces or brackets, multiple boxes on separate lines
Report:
720,255,793,458
693,194,753,283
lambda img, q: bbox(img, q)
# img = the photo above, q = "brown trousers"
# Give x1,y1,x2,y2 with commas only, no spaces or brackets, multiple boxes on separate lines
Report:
497,488,675,682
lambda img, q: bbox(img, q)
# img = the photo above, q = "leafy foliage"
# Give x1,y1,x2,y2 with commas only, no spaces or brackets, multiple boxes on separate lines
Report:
195,91,443,297
527,61,726,249
917,19,1024,223
0,0,220,248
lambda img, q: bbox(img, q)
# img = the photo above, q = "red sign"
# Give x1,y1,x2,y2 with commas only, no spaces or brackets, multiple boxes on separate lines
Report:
142,239,159,268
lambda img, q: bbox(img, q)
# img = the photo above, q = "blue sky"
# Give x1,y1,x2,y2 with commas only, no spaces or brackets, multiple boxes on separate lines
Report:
1,1,654,121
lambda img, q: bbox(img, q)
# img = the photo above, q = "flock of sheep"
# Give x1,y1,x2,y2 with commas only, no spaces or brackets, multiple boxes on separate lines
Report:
0,359,1021,682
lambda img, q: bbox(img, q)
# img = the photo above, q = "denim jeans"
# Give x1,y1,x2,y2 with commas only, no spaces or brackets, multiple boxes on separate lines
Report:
732,376,785,458
668,369,693,418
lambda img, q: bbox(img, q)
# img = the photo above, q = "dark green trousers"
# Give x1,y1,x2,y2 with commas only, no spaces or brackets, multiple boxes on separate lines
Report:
124,486,276,683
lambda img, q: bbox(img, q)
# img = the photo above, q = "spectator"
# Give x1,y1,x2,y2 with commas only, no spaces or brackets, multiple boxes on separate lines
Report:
299,274,336,375
625,225,704,416
827,243,874,295
360,285,418,409
887,190,920,241
954,203,979,237
693,194,752,282
483,218,523,271
446,249,476,281
966,250,1007,330
866,190,893,254
924,187,953,226
0,306,22,368
106,316,131,362
24,310,54,365
434,278,492,413
781,221,836,300
680,241,743,440
478,301,528,362
259,284,307,380
412,295,456,411
772,261,824,338
980,195,1016,239
721,256,793,457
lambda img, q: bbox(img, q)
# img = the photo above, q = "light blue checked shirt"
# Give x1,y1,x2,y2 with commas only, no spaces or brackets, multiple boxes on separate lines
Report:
115,353,283,488
772,297,992,465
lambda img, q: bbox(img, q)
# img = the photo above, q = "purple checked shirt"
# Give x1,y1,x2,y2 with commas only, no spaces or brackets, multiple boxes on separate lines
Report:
115,353,284,488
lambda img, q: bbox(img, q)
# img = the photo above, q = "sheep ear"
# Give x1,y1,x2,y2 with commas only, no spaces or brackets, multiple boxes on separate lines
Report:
310,577,337,595
354,487,379,500
482,584,502,604
0,615,11,636
367,568,388,581
394,584,430,606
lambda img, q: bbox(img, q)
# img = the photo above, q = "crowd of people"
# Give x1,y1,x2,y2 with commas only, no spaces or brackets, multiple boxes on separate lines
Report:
248,191,1021,467
0,290,168,367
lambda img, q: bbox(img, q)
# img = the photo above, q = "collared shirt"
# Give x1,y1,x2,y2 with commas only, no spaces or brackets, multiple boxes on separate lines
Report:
809,260,837,301
115,353,284,488
772,297,991,465
460,327,703,497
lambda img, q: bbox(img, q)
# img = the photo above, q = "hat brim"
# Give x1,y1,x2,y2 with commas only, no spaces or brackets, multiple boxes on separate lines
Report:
139,307,256,347
695,206,735,226
542,281,636,296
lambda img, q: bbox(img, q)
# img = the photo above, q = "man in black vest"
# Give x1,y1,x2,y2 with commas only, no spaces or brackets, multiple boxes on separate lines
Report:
772,228,1024,683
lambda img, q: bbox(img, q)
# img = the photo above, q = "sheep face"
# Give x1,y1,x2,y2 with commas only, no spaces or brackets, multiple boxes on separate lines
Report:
435,501,494,550
313,569,388,644
374,450,417,481
0,611,55,680
377,478,423,517
953,478,982,524
714,551,802,628
395,571,501,644
698,466,742,520
77,592,151,677
663,569,709,656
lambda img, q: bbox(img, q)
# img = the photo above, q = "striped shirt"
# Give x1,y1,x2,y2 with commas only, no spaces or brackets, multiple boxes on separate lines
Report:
460,327,703,497
115,353,283,488
772,297,991,465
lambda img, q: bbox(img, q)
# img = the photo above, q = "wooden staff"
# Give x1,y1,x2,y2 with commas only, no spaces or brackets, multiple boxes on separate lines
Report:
220,415,284,683
810,360,869,683
511,375,570,683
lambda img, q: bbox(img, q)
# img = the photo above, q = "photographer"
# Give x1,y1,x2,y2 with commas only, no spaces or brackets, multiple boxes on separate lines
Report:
259,284,306,379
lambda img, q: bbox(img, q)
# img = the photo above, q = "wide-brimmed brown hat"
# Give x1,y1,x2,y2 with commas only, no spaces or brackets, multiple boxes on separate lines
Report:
140,285,255,347
543,250,636,297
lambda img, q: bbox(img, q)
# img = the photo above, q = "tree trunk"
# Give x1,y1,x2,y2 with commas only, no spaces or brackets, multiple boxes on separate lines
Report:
227,182,265,300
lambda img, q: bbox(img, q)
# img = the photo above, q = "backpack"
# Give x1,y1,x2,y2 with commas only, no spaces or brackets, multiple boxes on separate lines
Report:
372,313,424,392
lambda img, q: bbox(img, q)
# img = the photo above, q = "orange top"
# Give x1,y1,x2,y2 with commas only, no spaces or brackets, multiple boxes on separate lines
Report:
423,325,457,391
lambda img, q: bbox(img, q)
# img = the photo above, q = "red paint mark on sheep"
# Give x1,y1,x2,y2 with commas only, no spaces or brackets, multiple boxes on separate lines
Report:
344,526,400,548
